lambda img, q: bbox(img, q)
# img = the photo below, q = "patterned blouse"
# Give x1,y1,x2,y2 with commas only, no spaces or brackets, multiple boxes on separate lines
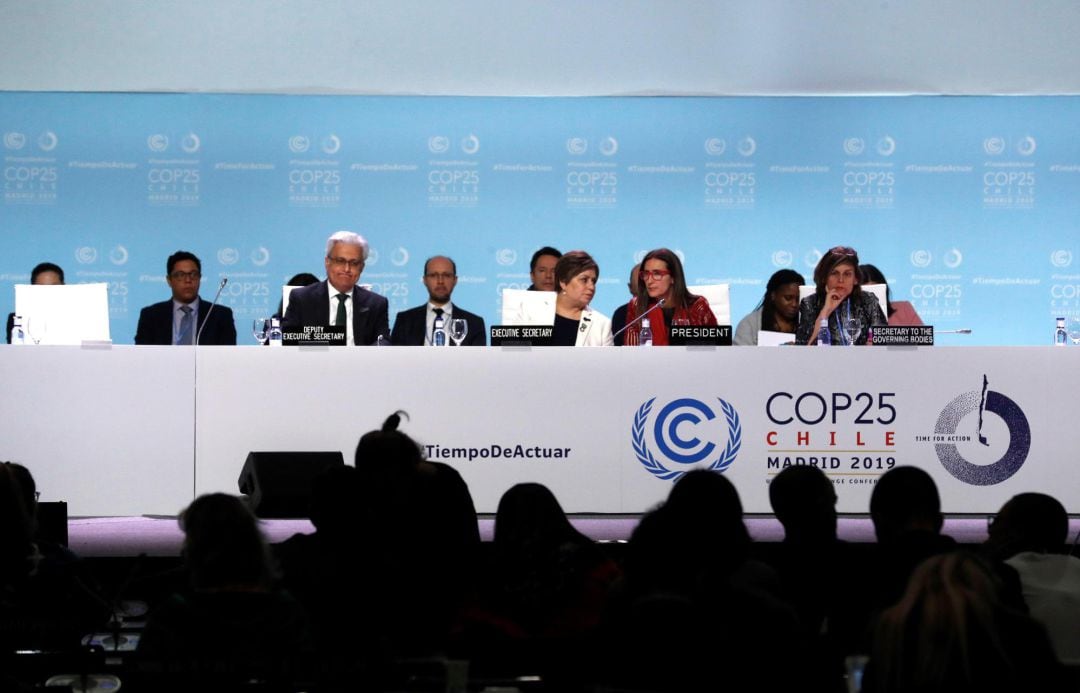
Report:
623,295,717,346
795,291,886,345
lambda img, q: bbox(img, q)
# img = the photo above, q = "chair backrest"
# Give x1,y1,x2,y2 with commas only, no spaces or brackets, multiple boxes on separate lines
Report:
686,284,731,325
500,288,556,325
282,285,299,316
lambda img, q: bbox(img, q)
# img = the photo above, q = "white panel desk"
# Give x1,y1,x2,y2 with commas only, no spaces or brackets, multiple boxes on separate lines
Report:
4,345,1077,516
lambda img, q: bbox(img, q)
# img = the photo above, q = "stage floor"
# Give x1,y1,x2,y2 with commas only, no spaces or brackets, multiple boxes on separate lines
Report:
64,515,1024,558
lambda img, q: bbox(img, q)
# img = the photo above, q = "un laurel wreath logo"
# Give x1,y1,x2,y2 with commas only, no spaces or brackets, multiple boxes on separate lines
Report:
632,397,742,481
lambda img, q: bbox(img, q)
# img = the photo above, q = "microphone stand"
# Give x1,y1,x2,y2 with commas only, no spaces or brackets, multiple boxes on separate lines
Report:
195,277,228,345
612,298,666,340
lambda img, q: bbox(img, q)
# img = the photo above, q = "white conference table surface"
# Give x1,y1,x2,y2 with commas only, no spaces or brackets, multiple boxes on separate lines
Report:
2,345,1076,516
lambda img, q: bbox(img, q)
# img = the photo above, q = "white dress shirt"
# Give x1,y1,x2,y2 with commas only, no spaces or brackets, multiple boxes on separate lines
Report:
425,301,454,346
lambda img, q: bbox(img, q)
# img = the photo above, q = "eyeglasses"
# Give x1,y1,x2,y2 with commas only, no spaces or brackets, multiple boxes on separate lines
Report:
642,269,672,281
328,256,363,270
169,271,201,281
829,246,857,257
424,272,456,281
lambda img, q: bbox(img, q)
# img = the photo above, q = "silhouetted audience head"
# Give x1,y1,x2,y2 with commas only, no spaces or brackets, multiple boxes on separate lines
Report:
626,470,750,593
3,462,36,521
355,410,423,473
868,550,1063,693
986,492,1069,559
494,482,588,556
667,469,750,545
180,493,274,591
769,465,837,543
870,466,943,542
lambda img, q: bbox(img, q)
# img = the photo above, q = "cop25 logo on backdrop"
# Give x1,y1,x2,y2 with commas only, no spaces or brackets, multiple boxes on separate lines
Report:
933,375,1031,485
632,397,741,481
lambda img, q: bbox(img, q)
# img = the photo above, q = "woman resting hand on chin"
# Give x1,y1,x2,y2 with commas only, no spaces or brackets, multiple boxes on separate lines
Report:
795,246,886,345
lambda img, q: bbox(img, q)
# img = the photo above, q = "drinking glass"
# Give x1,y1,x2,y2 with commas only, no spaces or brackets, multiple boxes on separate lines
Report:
252,318,269,344
1069,317,1080,346
450,318,468,346
844,317,863,345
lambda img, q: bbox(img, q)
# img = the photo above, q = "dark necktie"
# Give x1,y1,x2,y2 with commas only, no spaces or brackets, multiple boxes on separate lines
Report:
335,293,348,327
432,307,445,345
176,305,193,345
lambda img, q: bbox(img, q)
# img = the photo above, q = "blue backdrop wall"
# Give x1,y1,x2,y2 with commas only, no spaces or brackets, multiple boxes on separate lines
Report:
3,92,1078,345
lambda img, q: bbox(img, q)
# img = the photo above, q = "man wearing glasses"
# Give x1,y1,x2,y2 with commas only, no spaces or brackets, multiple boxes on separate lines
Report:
390,255,486,346
134,250,237,345
281,230,389,346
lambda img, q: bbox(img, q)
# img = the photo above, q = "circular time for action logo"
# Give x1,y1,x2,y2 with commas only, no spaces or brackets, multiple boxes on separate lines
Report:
632,397,741,481
934,375,1031,485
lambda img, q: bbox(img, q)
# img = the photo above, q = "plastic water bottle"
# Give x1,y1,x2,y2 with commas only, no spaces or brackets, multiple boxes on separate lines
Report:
10,315,24,345
817,318,832,347
1055,317,1067,346
639,317,653,346
268,317,282,346
433,314,446,346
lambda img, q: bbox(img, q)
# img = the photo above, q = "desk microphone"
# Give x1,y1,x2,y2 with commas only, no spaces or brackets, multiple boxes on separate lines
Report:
612,298,665,340
196,277,228,345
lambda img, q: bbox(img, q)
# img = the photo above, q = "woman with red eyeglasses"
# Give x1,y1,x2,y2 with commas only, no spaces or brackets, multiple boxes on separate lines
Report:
621,248,716,346
795,246,886,345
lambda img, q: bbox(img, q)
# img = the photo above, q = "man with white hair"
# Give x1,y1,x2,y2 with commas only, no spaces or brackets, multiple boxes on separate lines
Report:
281,230,389,345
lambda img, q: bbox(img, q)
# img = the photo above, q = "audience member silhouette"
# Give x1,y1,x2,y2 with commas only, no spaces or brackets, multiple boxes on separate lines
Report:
767,465,852,691
985,492,1080,664
139,493,312,678
868,466,957,608
604,470,804,693
0,462,103,653
274,465,371,661
460,483,620,683
353,411,480,655
863,551,1067,693
488,483,618,637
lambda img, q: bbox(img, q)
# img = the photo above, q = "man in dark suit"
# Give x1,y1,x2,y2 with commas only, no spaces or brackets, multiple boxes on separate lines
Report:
390,255,486,346
281,230,389,346
134,251,236,345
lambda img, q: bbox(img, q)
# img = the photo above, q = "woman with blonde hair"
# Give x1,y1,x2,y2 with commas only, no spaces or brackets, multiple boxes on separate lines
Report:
865,551,1066,693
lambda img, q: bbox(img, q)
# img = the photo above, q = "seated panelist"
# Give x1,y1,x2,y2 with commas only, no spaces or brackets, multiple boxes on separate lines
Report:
134,251,236,345
733,269,805,345
281,230,389,346
390,255,485,346
622,248,716,346
795,246,886,345
549,250,613,346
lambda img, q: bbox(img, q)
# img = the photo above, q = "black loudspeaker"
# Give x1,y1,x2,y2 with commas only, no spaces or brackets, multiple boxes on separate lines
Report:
36,501,68,546
237,451,345,518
